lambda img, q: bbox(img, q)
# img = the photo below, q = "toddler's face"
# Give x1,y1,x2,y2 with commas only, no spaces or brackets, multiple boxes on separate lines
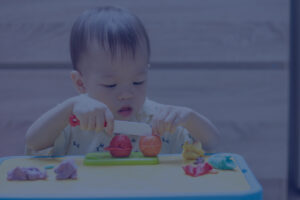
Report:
75,43,149,121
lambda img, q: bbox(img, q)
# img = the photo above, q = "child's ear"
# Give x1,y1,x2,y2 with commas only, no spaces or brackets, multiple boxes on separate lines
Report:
70,70,86,93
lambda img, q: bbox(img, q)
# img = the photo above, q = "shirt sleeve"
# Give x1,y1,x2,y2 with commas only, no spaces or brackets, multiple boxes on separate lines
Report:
25,125,71,156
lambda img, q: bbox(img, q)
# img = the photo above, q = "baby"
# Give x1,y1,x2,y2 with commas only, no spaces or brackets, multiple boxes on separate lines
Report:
25,6,219,156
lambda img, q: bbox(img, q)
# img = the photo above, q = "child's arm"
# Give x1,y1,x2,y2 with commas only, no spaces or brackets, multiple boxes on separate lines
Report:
25,97,74,151
25,95,114,152
184,110,220,152
151,105,219,152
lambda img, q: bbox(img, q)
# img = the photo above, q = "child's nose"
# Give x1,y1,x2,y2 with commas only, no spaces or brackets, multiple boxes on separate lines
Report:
118,88,134,100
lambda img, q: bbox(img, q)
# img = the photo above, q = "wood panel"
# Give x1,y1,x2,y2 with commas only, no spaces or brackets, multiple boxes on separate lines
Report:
0,0,288,67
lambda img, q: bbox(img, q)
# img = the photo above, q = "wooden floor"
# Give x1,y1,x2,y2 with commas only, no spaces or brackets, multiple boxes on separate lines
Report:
0,67,288,199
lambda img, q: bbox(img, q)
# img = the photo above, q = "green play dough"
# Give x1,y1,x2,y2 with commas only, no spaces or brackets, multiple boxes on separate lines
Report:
208,154,236,170
44,165,55,170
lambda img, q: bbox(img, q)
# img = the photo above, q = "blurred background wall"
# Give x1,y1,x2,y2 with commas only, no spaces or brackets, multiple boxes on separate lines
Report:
0,0,288,199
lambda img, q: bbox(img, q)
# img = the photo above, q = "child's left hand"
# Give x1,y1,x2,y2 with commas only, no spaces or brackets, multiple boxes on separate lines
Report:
151,105,194,136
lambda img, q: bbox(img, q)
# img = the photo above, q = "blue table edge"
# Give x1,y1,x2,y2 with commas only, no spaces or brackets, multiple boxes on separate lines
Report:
0,153,263,200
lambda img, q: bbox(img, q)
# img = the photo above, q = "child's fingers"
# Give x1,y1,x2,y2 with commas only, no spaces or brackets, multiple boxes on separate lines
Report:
78,114,88,130
152,123,160,136
156,119,164,136
170,125,177,133
104,108,114,134
150,115,158,134
151,121,158,135
157,110,170,135
95,113,105,132
151,108,168,136
164,111,177,133
151,118,163,136
173,114,184,128
87,114,96,131
170,114,179,133
150,118,157,133
152,128,159,135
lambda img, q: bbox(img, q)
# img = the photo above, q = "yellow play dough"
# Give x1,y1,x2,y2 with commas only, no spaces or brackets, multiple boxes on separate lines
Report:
182,141,205,160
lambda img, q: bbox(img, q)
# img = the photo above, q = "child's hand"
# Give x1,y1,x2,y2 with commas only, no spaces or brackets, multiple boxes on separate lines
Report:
72,94,114,134
151,105,194,136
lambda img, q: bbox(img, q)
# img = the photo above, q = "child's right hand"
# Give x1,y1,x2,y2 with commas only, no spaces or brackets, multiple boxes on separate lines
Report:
72,94,114,134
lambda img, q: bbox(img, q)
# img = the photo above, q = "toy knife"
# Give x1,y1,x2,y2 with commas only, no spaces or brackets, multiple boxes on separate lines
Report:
69,114,152,136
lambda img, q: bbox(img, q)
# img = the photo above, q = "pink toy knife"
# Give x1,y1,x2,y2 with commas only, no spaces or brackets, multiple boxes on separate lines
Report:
69,114,152,136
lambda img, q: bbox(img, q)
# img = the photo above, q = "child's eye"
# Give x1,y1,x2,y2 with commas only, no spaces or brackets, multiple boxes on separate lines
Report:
103,84,117,88
133,81,145,85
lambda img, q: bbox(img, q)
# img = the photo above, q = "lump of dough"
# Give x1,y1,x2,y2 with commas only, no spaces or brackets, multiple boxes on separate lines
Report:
54,159,77,180
208,154,236,170
182,141,205,160
182,162,215,177
7,167,47,181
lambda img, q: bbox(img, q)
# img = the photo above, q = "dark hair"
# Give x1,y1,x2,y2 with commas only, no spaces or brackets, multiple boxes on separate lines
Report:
70,6,150,70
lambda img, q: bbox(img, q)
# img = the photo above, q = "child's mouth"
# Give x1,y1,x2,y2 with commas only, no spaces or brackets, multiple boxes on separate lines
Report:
118,106,133,117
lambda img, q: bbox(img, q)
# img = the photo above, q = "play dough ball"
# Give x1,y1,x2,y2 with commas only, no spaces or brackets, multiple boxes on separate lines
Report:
54,159,77,180
139,135,162,157
182,141,205,160
208,154,236,170
104,135,133,158
7,167,47,181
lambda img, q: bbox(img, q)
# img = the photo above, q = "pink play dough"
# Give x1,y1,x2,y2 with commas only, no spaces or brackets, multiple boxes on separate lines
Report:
54,159,77,180
182,162,216,177
7,167,47,181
